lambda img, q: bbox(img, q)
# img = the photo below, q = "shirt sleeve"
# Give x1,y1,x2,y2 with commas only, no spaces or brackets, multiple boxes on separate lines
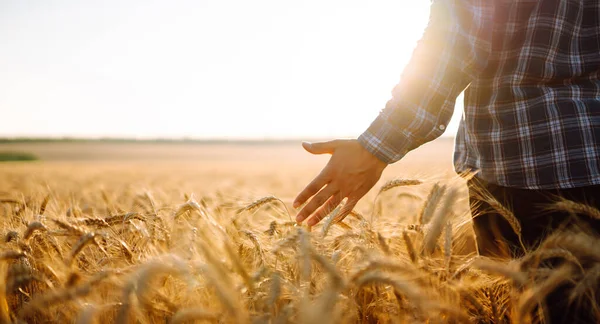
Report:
358,0,492,164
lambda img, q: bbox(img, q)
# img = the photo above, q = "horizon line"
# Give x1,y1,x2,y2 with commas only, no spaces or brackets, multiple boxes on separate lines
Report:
0,136,456,144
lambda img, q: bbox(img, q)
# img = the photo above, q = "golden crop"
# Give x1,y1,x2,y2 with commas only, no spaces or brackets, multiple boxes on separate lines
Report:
0,145,598,323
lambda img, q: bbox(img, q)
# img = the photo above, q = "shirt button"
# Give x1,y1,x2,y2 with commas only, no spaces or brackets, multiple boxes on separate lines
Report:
439,124,446,130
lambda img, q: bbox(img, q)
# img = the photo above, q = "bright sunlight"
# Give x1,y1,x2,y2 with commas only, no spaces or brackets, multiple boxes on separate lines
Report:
0,1,456,139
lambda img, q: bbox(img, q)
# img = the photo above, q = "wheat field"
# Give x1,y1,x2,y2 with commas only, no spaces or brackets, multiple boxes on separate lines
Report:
0,140,598,323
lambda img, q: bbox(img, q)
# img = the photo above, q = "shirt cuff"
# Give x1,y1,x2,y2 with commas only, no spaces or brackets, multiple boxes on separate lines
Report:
357,113,417,164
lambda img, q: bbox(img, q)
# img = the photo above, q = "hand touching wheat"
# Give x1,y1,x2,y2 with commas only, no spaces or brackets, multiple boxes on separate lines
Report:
293,139,387,226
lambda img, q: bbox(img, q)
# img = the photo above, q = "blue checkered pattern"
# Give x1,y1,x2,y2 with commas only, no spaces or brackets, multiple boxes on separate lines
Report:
358,0,600,189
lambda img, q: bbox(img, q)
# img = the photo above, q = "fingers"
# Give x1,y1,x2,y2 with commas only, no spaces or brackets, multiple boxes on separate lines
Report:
296,185,338,223
293,167,331,208
307,193,344,226
302,140,341,155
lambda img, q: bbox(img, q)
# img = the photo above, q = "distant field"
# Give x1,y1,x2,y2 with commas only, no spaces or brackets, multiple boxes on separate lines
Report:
0,138,456,173
0,138,458,208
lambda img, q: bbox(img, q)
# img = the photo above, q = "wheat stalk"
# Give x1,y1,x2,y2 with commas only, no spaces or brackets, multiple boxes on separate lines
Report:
240,196,279,211
240,230,265,266
444,221,452,272
198,263,245,322
265,220,277,236
267,272,281,312
73,218,110,227
331,208,366,224
321,206,341,238
378,179,423,194
472,190,527,253
517,264,574,323
550,199,600,219
273,231,300,253
354,273,427,312
371,179,423,224
67,232,107,265
422,187,457,255
310,248,344,288
237,195,292,221
488,288,501,324
403,231,419,264
118,257,189,323
568,263,600,304
51,218,86,236
104,212,145,225
223,241,253,291
350,259,419,282
117,239,134,264
377,232,391,255
303,249,346,323
23,222,48,241
417,183,446,225
450,256,481,280
472,259,527,286
298,228,312,283
169,308,218,324
457,287,486,315
17,271,113,320
5,231,19,243
520,247,583,273
39,195,50,215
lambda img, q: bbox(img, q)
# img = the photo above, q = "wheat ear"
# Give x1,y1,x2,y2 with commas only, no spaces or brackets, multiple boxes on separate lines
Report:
517,265,574,324
417,183,446,225
422,187,457,255
403,231,419,264
550,199,600,219
23,222,48,241
378,179,423,194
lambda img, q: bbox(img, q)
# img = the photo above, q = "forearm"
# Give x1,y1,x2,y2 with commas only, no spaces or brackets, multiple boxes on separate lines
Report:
359,0,491,164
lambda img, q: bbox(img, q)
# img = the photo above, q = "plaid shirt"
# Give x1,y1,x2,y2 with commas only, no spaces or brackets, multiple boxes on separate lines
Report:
358,0,600,189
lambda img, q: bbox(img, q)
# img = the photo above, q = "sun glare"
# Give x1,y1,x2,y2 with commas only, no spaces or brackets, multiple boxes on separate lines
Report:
0,1,445,139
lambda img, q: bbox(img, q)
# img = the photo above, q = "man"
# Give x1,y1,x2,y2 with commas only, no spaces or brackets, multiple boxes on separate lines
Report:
294,1,600,323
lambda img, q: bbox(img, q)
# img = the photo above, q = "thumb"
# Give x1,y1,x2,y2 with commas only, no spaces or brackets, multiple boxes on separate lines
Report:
302,140,338,154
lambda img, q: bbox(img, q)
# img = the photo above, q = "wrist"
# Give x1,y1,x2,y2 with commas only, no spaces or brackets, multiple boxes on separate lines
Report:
355,139,388,171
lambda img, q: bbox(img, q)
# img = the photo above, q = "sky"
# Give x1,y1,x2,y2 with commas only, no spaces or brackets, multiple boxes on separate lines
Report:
1,0,462,139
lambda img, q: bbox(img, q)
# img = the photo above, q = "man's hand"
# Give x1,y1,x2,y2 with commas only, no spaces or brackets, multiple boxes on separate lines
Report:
293,139,387,226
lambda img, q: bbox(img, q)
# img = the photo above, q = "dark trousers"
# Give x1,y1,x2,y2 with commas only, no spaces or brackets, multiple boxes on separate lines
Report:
468,178,600,324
